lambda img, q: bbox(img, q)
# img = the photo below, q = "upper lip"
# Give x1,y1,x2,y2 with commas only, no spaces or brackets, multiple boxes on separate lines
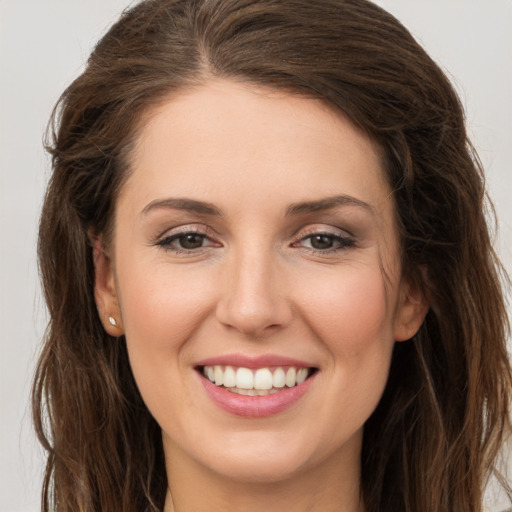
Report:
195,353,317,369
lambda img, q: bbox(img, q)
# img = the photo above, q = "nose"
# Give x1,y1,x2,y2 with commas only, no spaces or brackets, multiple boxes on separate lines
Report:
215,248,292,337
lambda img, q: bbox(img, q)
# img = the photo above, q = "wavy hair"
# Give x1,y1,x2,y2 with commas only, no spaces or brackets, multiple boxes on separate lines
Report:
33,0,511,510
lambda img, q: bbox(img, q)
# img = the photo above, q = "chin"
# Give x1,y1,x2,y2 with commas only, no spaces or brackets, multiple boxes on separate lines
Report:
207,451,312,485
187,427,347,485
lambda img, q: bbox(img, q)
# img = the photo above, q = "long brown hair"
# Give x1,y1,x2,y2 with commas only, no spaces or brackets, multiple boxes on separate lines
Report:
33,0,511,510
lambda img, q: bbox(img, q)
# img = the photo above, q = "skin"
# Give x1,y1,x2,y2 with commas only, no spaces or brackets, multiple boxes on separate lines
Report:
94,79,428,512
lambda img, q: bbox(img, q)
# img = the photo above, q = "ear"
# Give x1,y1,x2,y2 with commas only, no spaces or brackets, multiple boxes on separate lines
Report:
393,274,430,342
92,236,124,336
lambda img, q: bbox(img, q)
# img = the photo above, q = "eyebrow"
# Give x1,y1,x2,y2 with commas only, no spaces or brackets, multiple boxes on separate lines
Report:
285,195,374,216
140,198,222,217
140,194,373,219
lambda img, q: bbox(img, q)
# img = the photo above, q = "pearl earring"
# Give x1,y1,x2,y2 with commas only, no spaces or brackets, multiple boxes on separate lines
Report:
108,316,117,326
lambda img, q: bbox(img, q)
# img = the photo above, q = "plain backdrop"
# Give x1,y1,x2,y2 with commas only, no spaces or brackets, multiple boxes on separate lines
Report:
1,1,511,511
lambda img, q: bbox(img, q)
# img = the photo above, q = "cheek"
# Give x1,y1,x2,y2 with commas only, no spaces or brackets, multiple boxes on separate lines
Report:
114,262,218,412
298,265,396,427
115,263,219,425
299,264,394,353
118,262,216,350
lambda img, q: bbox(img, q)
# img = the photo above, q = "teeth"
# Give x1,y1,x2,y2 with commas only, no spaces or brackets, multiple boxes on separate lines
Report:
296,368,308,384
203,365,312,391
223,387,287,396
236,367,254,389
272,367,285,388
285,367,296,387
223,366,236,388
214,366,223,386
254,368,273,390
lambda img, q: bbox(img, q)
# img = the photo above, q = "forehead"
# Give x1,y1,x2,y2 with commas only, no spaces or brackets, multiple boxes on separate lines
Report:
121,79,391,217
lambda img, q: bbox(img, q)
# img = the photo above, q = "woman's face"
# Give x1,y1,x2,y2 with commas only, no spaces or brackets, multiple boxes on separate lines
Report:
95,80,426,484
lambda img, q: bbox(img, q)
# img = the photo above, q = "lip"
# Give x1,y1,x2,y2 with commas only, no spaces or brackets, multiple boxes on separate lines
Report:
196,355,318,418
195,353,316,369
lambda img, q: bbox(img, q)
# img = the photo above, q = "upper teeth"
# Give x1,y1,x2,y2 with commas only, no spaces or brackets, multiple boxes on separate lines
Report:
203,365,309,390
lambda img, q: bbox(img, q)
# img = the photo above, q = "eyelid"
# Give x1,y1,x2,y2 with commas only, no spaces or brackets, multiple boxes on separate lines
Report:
291,224,356,253
294,224,354,240
154,223,211,240
153,224,221,251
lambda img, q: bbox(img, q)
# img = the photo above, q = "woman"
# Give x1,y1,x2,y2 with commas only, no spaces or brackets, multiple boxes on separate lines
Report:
33,0,511,510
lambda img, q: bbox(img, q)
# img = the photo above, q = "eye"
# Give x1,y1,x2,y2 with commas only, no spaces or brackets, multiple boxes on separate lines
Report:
155,228,220,253
306,234,339,250
173,233,207,250
293,229,355,253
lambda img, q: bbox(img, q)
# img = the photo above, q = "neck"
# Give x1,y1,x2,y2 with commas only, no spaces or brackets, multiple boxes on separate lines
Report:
163,437,364,512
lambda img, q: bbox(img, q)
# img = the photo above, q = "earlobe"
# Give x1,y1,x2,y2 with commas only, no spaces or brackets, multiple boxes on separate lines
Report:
92,237,124,335
393,279,430,342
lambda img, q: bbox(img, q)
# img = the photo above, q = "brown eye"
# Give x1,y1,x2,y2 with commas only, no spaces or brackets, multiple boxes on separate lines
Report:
156,230,217,253
309,235,335,250
293,230,355,253
178,233,206,249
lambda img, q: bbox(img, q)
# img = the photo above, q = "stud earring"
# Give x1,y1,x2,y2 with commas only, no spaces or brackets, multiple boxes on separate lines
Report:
108,316,117,326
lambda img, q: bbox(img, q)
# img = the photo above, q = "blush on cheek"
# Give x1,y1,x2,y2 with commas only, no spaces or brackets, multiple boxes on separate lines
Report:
120,268,216,349
304,270,392,354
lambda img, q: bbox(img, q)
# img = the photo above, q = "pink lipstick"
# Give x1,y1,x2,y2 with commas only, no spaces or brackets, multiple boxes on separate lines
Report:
195,354,317,418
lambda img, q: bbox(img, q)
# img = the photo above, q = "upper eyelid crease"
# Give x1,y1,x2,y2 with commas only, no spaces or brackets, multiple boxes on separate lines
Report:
155,226,214,243
152,223,207,239
294,222,357,242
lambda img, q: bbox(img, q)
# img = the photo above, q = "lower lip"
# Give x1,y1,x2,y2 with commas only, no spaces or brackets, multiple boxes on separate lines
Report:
199,372,316,418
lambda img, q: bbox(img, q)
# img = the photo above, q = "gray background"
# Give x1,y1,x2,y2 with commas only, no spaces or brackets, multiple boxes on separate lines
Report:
1,1,511,510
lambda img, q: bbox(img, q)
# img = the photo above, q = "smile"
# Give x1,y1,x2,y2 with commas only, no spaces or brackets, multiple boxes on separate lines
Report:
201,365,313,396
195,355,318,417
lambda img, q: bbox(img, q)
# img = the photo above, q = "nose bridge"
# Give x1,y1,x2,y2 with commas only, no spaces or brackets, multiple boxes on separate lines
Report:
216,241,291,336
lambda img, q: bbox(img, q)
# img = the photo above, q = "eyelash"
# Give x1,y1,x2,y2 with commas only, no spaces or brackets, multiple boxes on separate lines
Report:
154,227,355,255
155,227,219,254
292,229,355,255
